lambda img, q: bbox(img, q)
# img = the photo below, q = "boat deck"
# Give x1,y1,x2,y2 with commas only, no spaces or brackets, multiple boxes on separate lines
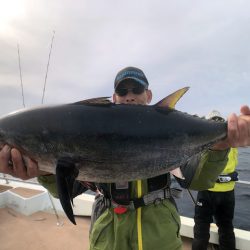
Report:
0,208,90,250
0,208,195,250
1,179,249,250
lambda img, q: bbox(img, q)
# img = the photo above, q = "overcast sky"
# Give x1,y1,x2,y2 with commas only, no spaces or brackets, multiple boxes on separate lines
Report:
1,0,250,118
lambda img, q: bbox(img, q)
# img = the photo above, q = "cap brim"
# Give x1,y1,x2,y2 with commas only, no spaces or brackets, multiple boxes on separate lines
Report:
115,77,148,89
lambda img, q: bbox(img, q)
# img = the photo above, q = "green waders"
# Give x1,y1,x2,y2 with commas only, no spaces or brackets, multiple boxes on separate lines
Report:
37,149,229,250
89,199,182,250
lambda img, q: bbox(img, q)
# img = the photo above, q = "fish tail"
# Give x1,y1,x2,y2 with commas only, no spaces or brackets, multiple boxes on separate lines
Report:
56,157,79,225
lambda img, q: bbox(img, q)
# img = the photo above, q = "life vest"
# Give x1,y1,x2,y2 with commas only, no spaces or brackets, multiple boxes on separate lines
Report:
109,173,171,206
98,174,178,250
209,148,238,192
95,173,182,213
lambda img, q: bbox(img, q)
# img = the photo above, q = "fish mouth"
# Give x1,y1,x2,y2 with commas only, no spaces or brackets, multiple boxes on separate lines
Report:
56,157,79,225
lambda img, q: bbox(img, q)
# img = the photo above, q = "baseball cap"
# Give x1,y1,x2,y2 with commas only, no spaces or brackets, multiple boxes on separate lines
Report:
114,66,149,90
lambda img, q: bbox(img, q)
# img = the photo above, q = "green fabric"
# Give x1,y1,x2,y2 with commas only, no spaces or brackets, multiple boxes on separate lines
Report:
37,175,59,198
37,150,229,249
189,149,229,191
89,199,182,250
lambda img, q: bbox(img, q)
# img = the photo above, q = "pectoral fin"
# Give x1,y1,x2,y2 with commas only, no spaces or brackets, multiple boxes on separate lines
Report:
56,158,79,225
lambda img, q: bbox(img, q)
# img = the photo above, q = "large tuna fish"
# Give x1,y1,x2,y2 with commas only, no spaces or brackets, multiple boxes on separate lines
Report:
0,87,227,224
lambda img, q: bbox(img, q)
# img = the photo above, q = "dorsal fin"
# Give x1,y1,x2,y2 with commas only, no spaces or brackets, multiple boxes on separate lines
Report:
154,87,189,109
72,97,112,106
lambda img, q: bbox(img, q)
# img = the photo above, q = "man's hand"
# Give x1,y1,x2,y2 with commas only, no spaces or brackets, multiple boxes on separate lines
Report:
213,105,250,150
0,145,49,180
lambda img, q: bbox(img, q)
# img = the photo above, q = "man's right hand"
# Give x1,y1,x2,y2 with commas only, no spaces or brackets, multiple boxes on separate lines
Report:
0,145,49,180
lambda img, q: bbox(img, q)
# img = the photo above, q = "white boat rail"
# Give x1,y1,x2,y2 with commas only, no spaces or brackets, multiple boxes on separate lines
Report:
237,180,250,185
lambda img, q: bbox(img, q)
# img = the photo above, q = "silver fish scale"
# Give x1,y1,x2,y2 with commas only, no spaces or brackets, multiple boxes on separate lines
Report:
0,103,227,182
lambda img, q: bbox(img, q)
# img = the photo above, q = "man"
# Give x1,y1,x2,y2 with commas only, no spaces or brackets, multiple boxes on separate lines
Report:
192,111,238,250
1,66,250,250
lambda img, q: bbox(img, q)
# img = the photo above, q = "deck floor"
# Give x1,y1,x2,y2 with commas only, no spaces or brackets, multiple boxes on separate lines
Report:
0,207,196,250
0,208,90,250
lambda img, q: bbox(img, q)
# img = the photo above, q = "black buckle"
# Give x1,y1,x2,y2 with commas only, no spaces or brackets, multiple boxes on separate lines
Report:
133,197,145,209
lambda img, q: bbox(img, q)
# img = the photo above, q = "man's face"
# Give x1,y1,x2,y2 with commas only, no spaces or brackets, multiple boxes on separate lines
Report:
113,80,152,105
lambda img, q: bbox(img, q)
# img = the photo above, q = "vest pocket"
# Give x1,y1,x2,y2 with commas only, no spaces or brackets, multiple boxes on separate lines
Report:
90,209,113,249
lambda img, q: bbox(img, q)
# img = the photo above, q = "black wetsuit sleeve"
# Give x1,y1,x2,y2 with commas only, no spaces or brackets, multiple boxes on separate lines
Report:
175,154,201,189
174,149,229,190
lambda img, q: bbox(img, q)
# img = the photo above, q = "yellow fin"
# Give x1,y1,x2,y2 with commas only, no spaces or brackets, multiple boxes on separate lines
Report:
155,87,189,109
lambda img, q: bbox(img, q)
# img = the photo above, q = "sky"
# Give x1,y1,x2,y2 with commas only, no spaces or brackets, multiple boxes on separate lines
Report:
0,0,250,118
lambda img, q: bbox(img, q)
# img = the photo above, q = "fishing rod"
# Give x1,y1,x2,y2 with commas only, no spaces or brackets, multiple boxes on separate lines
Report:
16,33,61,226
0,176,63,226
47,192,64,226
40,30,62,226
17,43,25,108
187,189,196,205
0,44,26,185
41,30,55,104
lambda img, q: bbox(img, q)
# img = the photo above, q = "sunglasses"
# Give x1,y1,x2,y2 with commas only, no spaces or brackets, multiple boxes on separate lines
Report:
115,85,146,97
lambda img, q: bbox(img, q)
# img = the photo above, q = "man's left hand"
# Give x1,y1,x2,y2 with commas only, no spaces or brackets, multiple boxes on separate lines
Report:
213,105,250,150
